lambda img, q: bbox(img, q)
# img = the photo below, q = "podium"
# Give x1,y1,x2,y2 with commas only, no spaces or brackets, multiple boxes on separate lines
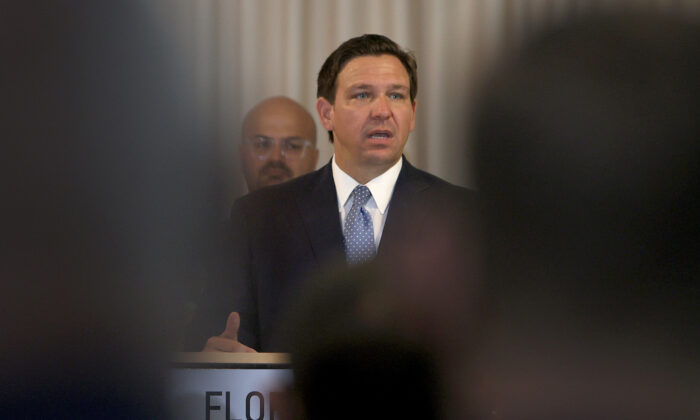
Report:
168,353,293,420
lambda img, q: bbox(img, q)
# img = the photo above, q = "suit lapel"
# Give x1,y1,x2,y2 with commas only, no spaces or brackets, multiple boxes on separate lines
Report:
376,158,430,259
295,162,346,267
292,158,431,265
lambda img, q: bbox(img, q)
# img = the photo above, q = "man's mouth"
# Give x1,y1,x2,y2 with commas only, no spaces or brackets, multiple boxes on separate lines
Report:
264,169,288,178
367,130,393,139
260,162,293,182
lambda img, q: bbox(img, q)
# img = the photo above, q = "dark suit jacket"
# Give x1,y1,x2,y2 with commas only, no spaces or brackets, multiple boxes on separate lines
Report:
201,157,473,351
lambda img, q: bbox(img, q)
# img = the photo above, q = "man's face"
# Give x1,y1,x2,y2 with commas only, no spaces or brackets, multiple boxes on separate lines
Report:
318,54,416,180
240,99,318,191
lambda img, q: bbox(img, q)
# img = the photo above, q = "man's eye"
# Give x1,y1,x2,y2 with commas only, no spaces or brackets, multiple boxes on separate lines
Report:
252,138,271,149
285,142,303,150
389,93,404,100
355,92,369,99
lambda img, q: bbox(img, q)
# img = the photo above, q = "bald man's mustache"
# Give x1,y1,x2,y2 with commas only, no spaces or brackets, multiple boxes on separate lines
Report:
259,160,293,180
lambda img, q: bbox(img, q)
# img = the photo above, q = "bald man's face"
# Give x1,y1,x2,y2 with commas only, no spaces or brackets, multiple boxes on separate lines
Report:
240,100,319,191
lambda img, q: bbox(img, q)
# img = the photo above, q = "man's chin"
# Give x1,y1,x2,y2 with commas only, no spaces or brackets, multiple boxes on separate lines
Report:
361,149,402,167
259,175,290,188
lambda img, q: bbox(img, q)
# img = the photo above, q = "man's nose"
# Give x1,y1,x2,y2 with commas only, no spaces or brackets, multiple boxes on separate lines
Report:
370,96,391,119
269,141,284,160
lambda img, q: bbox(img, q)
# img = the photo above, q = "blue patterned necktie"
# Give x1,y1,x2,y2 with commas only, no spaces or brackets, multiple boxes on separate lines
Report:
343,185,376,266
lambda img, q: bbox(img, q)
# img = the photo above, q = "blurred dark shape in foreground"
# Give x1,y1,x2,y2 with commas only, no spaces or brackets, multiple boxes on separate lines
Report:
473,13,700,417
287,265,443,420
1,2,224,418
287,194,482,420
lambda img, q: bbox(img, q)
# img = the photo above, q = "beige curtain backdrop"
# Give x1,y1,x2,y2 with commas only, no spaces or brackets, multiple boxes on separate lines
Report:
189,0,700,209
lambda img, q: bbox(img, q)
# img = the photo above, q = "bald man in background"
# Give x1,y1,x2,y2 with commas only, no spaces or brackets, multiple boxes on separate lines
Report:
183,97,319,350
239,96,319,192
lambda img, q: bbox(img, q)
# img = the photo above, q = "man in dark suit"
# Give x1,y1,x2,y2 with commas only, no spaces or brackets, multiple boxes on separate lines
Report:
201,34,472,352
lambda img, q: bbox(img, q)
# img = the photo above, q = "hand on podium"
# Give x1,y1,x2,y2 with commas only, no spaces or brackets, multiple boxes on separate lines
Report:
202,312,257,353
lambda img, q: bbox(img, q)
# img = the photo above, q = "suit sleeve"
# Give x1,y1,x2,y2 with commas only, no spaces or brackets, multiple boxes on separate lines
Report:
229,199,261,350
181,217,238,351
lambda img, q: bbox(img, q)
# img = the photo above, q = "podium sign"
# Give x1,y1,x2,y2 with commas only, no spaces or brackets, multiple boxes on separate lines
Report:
168,353,293,420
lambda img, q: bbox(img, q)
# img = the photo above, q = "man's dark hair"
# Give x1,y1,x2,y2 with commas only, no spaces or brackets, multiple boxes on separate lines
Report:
317,34,417,142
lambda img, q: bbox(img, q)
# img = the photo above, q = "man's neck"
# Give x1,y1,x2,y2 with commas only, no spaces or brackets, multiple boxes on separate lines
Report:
335,158,400,185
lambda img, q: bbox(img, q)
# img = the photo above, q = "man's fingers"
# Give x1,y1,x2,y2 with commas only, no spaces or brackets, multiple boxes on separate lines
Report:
202,336,257,353
242,344,258,353
200,312,258,352
220,311,240,340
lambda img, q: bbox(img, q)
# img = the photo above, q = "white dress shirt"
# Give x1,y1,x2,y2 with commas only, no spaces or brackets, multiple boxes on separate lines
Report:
332,155,403,248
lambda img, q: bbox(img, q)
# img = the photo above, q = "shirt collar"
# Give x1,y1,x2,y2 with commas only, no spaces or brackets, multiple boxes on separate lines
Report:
332,155,403,215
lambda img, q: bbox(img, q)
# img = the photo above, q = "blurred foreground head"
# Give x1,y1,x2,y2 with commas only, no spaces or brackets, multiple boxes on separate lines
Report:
474,14,700,417
287,265,442,420
2,2,222,418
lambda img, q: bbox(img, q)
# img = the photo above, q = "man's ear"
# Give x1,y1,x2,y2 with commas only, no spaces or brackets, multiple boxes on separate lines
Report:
316,97,334,131
409,99,418,131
